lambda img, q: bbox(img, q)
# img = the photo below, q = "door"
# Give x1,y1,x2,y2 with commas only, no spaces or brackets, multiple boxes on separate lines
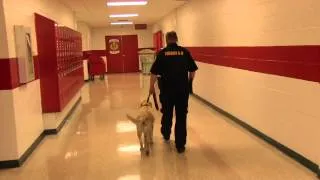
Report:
122,35,139,72
106,36,124,73
105,35,139,73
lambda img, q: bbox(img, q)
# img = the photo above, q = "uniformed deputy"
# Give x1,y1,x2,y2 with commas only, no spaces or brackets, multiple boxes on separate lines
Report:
149,31,198,153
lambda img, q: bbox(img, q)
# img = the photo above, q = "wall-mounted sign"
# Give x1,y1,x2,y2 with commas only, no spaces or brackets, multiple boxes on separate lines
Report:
109,39,120,54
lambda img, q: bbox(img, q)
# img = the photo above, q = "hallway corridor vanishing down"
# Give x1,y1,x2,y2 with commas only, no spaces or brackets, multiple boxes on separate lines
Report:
0,74,316,180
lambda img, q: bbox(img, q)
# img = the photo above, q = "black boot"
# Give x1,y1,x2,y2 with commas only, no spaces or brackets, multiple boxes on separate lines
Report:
176,146,185,154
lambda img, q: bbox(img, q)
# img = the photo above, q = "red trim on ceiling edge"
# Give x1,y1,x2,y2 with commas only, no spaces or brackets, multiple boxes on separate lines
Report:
0,56,40,90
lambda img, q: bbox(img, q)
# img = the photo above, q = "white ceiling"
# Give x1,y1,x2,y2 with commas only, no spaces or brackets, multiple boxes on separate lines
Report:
59,0,187,27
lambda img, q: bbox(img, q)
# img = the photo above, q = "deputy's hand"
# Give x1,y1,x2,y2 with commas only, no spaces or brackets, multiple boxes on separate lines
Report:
149,86,155,95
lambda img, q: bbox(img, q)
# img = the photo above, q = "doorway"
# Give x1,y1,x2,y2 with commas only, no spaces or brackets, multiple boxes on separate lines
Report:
105,35,139,73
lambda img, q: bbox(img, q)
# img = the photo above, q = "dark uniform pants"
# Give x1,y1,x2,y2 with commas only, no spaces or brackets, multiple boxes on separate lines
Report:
157,77,164,113
161,91,189,148
188,79,193,94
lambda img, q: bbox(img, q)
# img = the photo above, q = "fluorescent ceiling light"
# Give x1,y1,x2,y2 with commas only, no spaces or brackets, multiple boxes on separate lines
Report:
109,14,139,18
107,1,147,6
111,21,133,25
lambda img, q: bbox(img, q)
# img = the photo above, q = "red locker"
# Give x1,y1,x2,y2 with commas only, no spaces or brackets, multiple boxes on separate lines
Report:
35,13,84,113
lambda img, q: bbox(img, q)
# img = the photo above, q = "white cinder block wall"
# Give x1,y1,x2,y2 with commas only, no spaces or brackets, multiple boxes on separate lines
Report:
0,0,9,59
0,0,77,161
77,21,92,51
153,0,320,165
3,0,76,58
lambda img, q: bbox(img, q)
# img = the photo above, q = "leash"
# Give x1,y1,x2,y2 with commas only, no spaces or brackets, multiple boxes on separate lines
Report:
147,92,159,111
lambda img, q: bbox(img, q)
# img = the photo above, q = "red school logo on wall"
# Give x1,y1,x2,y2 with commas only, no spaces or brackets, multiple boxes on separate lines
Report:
109,39,120,54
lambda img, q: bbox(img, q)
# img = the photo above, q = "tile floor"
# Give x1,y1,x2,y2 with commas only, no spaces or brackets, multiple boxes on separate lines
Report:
0,74,317,180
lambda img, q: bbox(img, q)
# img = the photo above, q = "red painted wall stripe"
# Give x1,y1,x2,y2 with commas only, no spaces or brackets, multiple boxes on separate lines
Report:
0,58,19,90
83,50,106,59
0,56,40,90
138,47,155,51
83,48,155,60
188,46,320,82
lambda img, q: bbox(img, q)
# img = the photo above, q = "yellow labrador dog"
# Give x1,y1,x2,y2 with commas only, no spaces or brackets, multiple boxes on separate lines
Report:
127,100,155,155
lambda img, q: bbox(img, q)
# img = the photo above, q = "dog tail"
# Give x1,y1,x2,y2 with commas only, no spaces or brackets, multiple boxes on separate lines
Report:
126,114,139,124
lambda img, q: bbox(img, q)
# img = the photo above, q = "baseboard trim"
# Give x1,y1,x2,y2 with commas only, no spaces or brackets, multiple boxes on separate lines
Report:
44,97,82,135
43,129,58,135
0,160,19,169
192,93,320,177
0,97,82,169
0,132,45,169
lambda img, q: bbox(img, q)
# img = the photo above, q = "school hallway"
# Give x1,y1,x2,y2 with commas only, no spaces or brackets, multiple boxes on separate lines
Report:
0,74,316,180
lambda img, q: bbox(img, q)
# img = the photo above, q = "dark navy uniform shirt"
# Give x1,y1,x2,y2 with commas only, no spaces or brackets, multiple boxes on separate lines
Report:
150,43,198,94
